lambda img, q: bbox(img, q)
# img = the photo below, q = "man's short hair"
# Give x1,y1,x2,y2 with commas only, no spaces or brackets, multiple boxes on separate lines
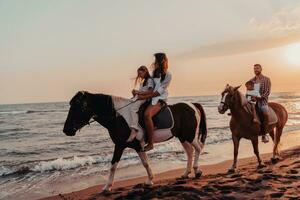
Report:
254,64,262,68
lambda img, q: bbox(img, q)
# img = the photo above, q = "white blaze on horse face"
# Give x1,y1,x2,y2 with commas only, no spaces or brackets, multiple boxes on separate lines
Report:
218,92,228,112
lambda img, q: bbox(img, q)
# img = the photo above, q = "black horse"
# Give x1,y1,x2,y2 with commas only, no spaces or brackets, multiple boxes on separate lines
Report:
63,91,207,192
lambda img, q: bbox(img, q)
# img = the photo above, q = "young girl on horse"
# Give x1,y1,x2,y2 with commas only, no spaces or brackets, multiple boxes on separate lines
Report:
137,53,172,151
126,66,154,142
245,80,260,123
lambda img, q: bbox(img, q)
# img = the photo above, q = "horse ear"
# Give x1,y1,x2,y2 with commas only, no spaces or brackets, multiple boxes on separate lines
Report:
233,85,241,91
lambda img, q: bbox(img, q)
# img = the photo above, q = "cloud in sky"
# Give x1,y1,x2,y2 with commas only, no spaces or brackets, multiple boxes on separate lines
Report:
178,3,300,59
1,0,300,103
249,4,300,37
177,33,300,59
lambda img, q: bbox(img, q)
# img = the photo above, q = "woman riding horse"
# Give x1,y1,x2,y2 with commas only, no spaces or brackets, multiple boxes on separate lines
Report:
138,53,172,151
63,53,206,192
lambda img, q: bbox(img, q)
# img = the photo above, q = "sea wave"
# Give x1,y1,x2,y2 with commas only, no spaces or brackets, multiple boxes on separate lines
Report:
0,155,111,177
0,109,68,115
0,128,29,134
274,94,300,100
32,156,105,172
26,109,68,114
0,111,28,115
0,166,14,176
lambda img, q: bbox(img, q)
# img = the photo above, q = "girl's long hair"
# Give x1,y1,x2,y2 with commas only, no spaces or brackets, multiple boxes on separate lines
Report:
134,66,151,87
152,53,168,82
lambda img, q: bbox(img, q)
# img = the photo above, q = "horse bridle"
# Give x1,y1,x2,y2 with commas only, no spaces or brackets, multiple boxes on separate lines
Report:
220,100,229,107
86,97,138,126
220,92,230,108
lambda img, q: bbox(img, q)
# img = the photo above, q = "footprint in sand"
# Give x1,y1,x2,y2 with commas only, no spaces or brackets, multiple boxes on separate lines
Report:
269,192,284,198
287,169,298,174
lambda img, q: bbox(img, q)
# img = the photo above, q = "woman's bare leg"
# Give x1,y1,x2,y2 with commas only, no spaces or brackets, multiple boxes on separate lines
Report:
127,128,138,142
144,103,161,151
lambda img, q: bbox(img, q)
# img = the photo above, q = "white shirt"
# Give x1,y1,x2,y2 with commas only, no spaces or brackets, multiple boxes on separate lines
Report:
139,78,154,92
246,89,261,101
131,78,154,102
151,71,172,105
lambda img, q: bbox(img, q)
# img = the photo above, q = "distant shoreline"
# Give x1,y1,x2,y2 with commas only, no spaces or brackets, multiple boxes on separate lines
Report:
0,91,299,105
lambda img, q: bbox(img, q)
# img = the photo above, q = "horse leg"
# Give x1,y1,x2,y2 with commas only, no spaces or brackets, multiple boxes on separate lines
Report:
269,128,275,142
191,139,202,178
269,128,277,162
137,151,154,185
102,145,124,192
228,135,240,173
251,138,264,168
181,141,194,178
272,127,283,161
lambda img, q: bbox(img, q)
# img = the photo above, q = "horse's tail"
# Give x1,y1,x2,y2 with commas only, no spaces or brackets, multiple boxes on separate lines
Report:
193,103,207,144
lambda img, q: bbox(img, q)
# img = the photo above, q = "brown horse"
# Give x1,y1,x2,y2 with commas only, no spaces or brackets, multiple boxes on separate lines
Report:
218,84,288,172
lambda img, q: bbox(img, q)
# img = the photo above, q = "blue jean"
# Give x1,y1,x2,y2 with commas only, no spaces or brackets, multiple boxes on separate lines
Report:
258,101,269,113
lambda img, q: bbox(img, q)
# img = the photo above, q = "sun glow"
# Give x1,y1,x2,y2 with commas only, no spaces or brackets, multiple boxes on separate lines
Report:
285,42,300,66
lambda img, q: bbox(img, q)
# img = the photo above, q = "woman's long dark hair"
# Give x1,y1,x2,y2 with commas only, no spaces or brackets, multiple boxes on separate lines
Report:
152,53,168,82
134,66,151,87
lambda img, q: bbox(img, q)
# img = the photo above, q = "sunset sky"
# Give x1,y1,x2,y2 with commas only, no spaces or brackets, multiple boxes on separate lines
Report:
1,0,300,104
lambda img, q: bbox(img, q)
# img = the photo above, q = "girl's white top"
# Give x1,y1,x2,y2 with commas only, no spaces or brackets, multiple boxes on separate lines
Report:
151,71,172,105
246,89,261,101
131,78,154,102
139,78,154,92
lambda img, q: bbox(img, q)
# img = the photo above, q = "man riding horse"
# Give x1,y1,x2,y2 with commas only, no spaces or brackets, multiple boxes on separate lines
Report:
248,64,271,143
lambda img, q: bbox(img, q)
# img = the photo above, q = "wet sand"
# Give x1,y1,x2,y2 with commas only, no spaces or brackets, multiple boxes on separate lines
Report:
43,145,300,200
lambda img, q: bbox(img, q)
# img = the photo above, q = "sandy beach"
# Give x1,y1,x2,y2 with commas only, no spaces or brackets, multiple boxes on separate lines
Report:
2,1,300,200
2,95,299,200
43,144,300,200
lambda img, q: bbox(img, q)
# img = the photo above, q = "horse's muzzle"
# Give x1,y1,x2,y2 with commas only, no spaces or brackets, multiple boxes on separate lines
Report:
63,127,76,136
218,106,224,114
218,109,225,114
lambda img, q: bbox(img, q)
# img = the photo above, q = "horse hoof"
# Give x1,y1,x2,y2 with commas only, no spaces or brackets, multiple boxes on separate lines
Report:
195,171,203,179
228,168,235,174
257,164,266,169
101,190,111,195
144,180,154,186
180,175,189,179
101,185,112,194
271,157,280,164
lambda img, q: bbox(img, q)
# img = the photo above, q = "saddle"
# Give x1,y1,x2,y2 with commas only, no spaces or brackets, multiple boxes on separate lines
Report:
245,103,278,125
138,101,174,131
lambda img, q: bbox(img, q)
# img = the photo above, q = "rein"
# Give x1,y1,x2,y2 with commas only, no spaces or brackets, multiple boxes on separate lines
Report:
87,98,138,125
115,99,138,112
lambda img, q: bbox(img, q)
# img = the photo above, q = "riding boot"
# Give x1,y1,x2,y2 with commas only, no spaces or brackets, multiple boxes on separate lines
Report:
261,112,269,143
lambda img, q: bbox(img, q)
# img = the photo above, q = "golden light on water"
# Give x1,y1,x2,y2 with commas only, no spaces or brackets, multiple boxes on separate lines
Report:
285,42,300,66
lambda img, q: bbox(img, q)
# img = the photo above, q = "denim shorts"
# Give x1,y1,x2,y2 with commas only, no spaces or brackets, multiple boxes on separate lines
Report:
259,105,269,113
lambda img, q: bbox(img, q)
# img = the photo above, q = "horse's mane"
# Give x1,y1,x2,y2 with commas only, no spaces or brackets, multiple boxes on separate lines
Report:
236,90,248,107
111,95,132,110
223,85,248,108
89,93,132,111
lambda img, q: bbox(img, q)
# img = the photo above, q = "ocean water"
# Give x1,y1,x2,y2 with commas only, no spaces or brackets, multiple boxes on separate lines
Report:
1,93,300,199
